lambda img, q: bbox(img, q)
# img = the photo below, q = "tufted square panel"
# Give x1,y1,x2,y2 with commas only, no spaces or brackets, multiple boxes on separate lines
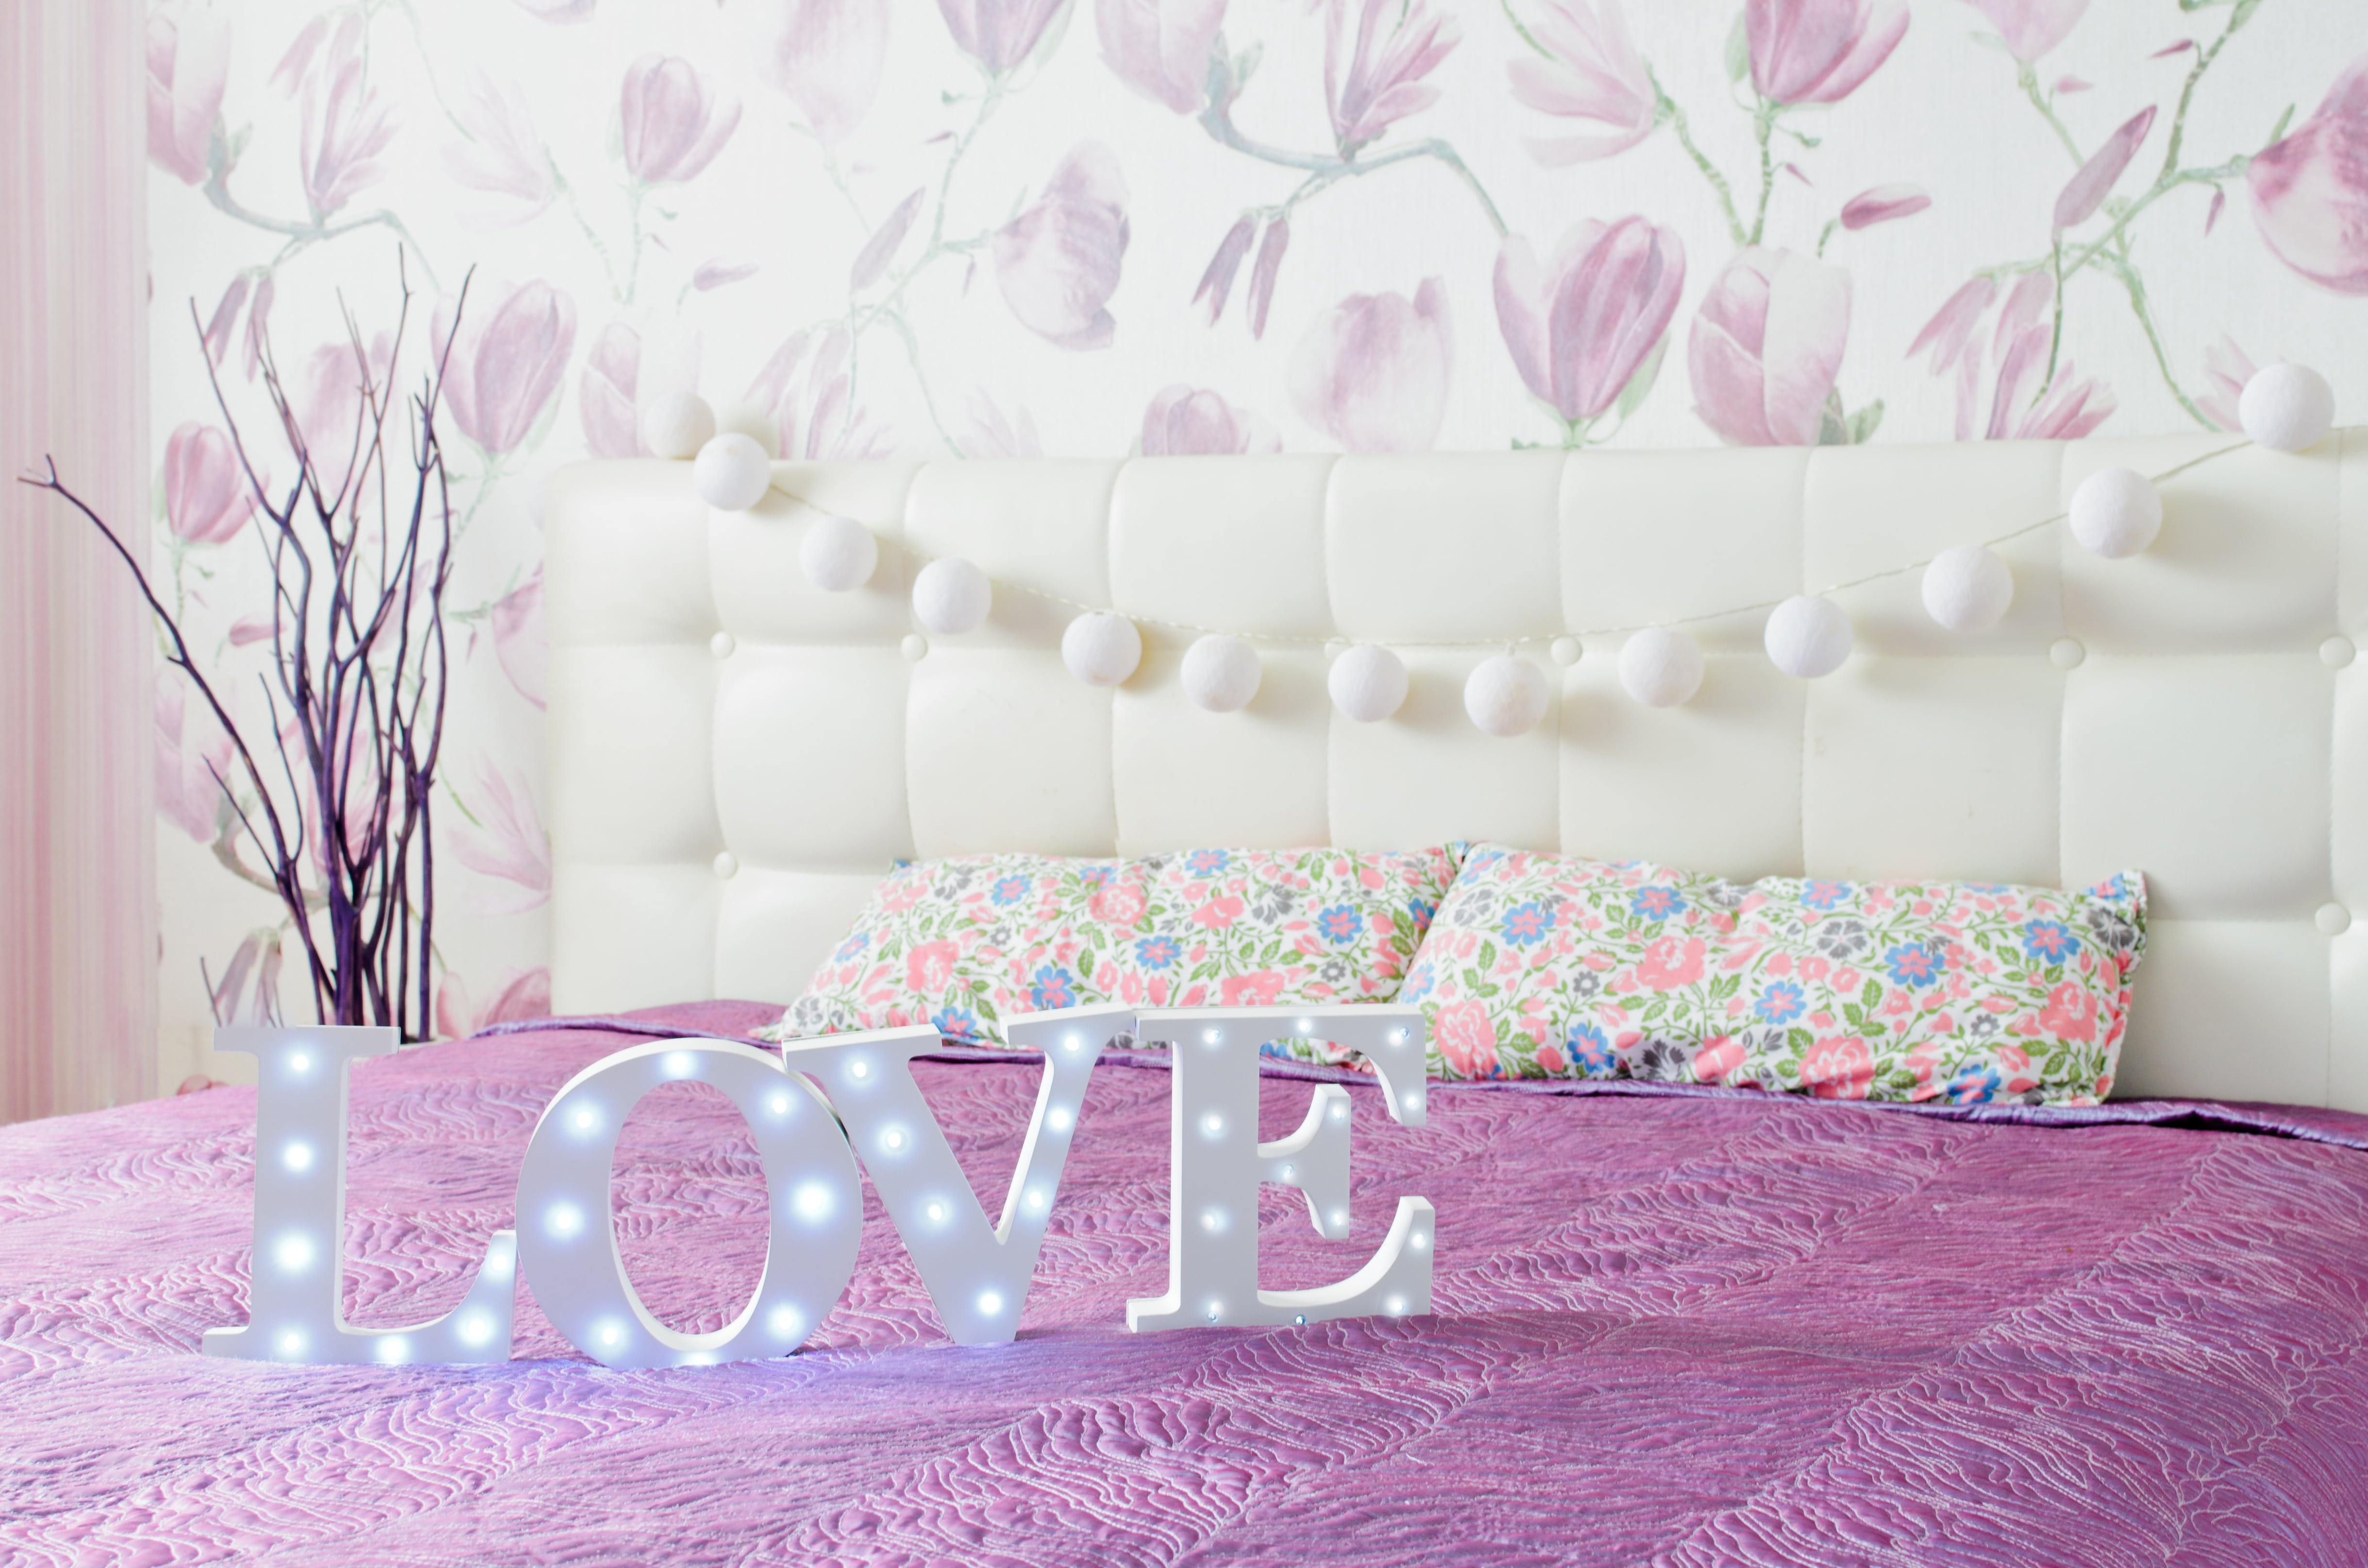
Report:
907,649,1116,858
549,647,719,862
714,647,913,871
1113,645,1330,852
712,466,917,645
1109,456,1336,638
1327,453,1564,641
552,864,721,1016
714,868,886,1004
1328,650,1560,851
2113,920,2329,1104
1562,448,1807,653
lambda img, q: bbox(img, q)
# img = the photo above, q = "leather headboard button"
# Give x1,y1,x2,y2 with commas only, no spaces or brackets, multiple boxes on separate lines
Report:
2049,638,2085,669
2318,903,2351,936
2321,635,2355,668
713,851,739,880
710,631,736,660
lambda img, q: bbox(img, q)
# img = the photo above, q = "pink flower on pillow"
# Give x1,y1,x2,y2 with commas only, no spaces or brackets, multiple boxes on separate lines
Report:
1693,1035,1745,1082
1435,1000,1499,1077
1221,971,1283,1007
1091,884,1148,924
907,941,957,992
1193,896,1245,930
1636,935,1706,990
1802,1035,1874,1099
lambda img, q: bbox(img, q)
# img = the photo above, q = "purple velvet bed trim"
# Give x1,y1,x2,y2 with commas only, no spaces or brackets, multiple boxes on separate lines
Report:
472,1006,2368,1154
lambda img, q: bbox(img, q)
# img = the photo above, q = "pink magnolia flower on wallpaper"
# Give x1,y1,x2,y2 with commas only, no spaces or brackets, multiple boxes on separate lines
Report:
1494,217,1686,428
1289,278,1454,452
295,331,395,500
940,0,1074,77
146,7,229,185
2248,53,2368,296
1962,0,2088,64
293,17,397,218
621,56,741,186
1907,270,2115,439
433,279,578,457
744,328,895,459
155,673,233,845
1687,247,1850,446
1140,385,1280,454
1508,0,1657,166
1326,0,1459,154
994,143,1131,351
444,71,556,229
163,423,253,546
1839,183,1930,230
767,0,891,145
1193,217,1255,324
491,570,548,709
579,324,644,459
1099,0,1227,115
1746,0,1908,107
2194,335,2258,431
451,763,552,915
2053,106,2153,232
850,189,926,292
207,930,285,1029
436,967,553,1041
967,391,1045,456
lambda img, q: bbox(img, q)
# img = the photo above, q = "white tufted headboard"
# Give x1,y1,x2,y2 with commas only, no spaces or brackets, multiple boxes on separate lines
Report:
545,436,2368,1109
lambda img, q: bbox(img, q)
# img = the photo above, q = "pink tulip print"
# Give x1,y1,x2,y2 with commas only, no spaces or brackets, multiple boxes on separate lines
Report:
1140,386,1280,454
994,143,1131,350
1290,279,1454,452
491,571,548,709
2194,336,2259,432
2249,54,2368,296
433,279,578,457
744,329,894,459
435,967,554,1041
1746,0,1908,107
163,424,253,546
1099,0,1227,115
2054,107,2154,233
579,324,643,459
146,6,229,185
621,56,741,186
451,763,552,916
1907,271,2114,440
1839,184,1930,230
940,0,1074,77
1508,0,1657,166
1326,0,1459,154
292,17,397,219
155,673,233,845
767,0,891,145
295,332,395,500
1688,248,1852,446
1495,217,1686,436
1962,0,2089,64
445,72,556,229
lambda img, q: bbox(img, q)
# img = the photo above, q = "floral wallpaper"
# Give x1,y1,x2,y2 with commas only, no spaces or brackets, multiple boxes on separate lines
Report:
145,0,2368,1083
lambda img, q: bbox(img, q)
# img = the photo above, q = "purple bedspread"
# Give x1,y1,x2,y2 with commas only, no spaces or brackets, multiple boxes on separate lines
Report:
6,1002,2368,1566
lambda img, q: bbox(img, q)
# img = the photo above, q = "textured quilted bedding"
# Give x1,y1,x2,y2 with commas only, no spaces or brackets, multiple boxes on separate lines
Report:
6,1001,2368,1566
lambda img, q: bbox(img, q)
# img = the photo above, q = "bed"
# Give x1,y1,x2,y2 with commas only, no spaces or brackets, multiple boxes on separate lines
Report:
8,435,2368,1563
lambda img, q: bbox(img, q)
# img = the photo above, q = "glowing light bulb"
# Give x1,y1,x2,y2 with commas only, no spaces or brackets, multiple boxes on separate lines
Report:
1064,1033,1083,1053
282,1141,314,1172
598,1319,625,1347
1403,1091,1421,1110
1202,1029,1221,1045
663,1051,695,1079
1201,1208,1225,1232
792,1181,836,1222
546,1202,585,1239
1202,1112,1224,1136
274,1234,313,1272
767,1091,791,1116
1047,1105,1073,1132
1331,1208,1348,1228
977,1289,1003,1316
1206,1300,1224,1322
848,1059,871,1081
1293,1314,1308,1326
1296,1018,1314,1034
769,1304,803,1338
1387,1295,1407,1316
1025,1187,1045,1210
925,1200,948,1224
1390,1029,1408,1044
1412,1232,1430,1251
286,1051,312,1075
570,1106,599,1134
881,1126,907,1153
1281,1163,1295,1179
1330,1104,1347,1121
458,1312,495,1346
276,1329,305,1357
375,1335,409,1364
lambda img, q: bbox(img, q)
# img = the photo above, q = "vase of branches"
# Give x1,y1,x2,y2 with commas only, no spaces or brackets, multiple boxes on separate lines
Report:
22,259,466,1043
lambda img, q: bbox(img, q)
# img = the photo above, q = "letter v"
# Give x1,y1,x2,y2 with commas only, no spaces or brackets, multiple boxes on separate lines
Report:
776,1004,1133,1346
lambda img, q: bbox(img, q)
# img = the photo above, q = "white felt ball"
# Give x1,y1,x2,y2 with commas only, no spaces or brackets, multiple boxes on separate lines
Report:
1921,545,2015,633
2068,467,2161,559
1328,644,1408,723
800,515,877,592
1764,595,1852,679
1617,627,1704,708
911,558,991,635
1464,655,1551,738
1062,612,1142,687
693,433,772,512
2239,362,2336,453
641,392,716,460
1181,634,1261,713
711,401,779,456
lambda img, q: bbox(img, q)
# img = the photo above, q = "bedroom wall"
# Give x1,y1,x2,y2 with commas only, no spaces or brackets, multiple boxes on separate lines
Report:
144,0,2368,1086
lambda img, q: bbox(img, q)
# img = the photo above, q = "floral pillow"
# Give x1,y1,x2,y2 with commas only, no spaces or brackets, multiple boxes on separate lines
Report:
767,846,1462,1054
1400,846,2147,1107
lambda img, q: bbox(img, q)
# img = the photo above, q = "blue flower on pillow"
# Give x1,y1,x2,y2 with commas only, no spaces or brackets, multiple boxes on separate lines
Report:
1185,849,1230,878
1078,864,1116,889
834,931,870,963
1802,880,1855,911
1501,900,1556,947
1755,981,1805,1025
991,875,1031,907
1630,885,1686,921
1317,905,1364,944
931,1005,983,1043
1027,966,1076,1010
1564,1022,1615,1076
1884,942,1942,987
2021,920,2078,964
1947,1063,2001,1104
1409,898,1438,930
1135,934,1181,969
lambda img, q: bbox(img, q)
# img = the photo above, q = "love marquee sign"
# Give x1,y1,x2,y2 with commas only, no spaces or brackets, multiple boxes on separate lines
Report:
203,1006,1436,1369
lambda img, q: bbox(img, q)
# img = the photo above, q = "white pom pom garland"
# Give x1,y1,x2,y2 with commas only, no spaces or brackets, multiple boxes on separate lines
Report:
1617,627,1703,708
692,433,773,512
2068,467,2162,559
1921,545,2015,633
641,392,716,460
1465,655,1551,737
1328,644,1408,723
800,515,877,593
1764,595,1852,679
1062,612,1142,687
2239,363,2335,453
1181,634,1261,713
911,558,991,635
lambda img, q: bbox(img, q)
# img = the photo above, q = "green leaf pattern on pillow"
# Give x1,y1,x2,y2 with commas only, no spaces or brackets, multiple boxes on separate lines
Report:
1398,846,2146,1107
